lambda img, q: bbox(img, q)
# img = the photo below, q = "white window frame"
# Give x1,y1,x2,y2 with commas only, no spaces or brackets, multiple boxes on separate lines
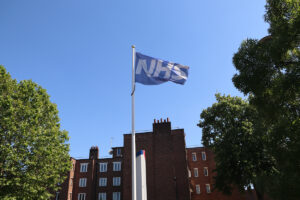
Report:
192,152,197,161
194,168,199,177
204,167,208,176
78,193,86,200
196,184,201,194
100,163,108,172
201,152,206,161
113,192,121,200
113,177,121,186
80,163,88,172
113,162,121,171
99,193,107,200
79,178,87,187
69,193,72,200
206,184,211,193
99,177,107,187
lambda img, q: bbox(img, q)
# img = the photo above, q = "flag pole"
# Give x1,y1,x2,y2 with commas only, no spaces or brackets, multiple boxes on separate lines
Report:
131,45,136,200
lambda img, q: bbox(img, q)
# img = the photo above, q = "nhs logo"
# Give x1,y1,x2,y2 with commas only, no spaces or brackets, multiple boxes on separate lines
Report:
135,52,189,85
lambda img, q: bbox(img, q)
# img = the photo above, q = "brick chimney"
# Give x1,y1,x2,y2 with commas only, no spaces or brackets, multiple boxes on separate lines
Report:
153,118,171,134
89,146,99,159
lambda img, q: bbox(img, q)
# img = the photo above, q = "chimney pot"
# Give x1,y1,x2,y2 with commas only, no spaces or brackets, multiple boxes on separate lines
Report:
154,119,156,123
167,117,169,122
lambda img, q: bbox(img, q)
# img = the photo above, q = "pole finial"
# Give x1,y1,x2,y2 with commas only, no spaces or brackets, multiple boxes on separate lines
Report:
132,45,135,48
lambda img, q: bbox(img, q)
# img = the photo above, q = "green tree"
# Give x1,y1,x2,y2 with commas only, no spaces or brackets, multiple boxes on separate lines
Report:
198,94,276,200
0,66,71,200
232,0,300,199
199,0,299,199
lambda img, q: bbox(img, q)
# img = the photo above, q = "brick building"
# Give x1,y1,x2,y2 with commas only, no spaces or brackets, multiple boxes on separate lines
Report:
54,119,249,200
186,147,246,200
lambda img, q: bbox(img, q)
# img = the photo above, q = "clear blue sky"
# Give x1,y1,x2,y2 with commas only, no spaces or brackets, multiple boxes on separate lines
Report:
0,0,269,158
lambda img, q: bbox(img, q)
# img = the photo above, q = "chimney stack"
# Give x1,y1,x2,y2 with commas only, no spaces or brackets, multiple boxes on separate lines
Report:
89,146,99,159
153,118,171,134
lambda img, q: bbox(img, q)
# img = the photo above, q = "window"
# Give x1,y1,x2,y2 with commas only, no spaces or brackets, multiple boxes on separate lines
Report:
113,177,121,186
206,184,211,193
78,193,86,200
113,192,121,200
99,193,106,200
194,168,198,177
196,185,201,194
188,169,191,177
80,163,88,172
192,152,197,161
204,167,208,176
113,162,121,171
99,178,107,187
55,192,60,200
116,148,122,156
201,152,206,161
70,178,73,186
69,193,72,200
79,178,87,187
100,163,107,172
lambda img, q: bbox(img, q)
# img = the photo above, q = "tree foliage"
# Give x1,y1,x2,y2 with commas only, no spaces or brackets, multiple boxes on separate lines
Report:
199,94,276,200
233,0,299,114
199,0,300,199
232,0,300,199
0,66,71,200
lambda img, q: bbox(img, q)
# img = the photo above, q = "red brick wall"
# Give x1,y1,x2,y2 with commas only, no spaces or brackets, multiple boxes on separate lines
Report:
187,147,246,200
72,159,96,200
70,157,123,200
123,121,191,200
68,159,76,200
95,157,123,200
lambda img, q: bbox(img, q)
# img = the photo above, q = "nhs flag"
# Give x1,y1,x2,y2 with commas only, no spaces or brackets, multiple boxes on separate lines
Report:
135,52,189,85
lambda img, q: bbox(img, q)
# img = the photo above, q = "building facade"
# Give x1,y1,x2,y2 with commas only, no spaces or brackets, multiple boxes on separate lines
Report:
186,147,246,200
54,119,249,200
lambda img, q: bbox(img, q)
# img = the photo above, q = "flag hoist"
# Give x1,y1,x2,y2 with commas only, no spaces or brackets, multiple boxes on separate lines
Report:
131,45,189,200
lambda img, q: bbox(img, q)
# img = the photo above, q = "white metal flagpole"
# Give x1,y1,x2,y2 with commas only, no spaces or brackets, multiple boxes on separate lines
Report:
131,45,137,200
